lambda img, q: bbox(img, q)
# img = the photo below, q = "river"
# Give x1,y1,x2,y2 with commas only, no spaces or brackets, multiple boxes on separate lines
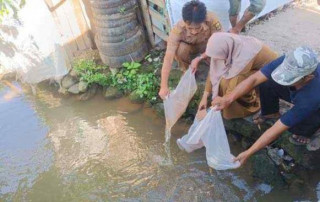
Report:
0,81,319,201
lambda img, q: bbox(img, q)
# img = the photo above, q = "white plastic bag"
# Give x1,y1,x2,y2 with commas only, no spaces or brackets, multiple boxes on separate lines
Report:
177,108,241,170
164,68,197,142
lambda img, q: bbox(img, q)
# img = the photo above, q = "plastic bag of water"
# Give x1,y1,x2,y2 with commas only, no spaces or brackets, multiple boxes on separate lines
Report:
177,108,241,170
163,68,197,142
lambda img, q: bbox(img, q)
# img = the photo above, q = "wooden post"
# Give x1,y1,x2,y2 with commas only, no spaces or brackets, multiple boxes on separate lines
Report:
70,0,93,49
138,0,155,47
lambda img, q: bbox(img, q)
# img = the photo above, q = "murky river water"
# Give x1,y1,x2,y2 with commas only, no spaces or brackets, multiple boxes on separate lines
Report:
0,81,319,201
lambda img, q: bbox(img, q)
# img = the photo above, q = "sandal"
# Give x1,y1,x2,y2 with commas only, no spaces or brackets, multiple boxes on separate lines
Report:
253,112,280,125
289,134,311,146
307,138,320,151
307,131,320,151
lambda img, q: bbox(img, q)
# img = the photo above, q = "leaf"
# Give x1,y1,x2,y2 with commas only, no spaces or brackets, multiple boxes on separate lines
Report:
123,62,130,68
133,62,141,69
144,54,151,60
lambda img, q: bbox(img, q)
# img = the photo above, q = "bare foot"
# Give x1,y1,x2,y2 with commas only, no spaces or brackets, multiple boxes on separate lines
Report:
289,134,310,145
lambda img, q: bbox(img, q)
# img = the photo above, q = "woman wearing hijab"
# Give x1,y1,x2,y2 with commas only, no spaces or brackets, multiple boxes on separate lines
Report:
192,32,278,119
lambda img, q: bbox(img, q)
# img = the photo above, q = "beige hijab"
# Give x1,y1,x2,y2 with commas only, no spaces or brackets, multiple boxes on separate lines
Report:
205,32,263,98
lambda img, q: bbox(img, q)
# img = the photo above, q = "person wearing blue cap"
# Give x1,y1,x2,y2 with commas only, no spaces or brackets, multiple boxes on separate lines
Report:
211,46,320,165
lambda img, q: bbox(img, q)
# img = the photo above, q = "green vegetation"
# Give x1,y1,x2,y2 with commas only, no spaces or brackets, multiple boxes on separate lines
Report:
73,59,161,102
136,73,159,101
112,61,141,92
112,61,160,101
119,6,126,14
73,59,109,87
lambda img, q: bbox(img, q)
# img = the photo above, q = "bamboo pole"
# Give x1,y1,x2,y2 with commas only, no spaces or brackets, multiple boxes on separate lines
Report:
138,0,155,47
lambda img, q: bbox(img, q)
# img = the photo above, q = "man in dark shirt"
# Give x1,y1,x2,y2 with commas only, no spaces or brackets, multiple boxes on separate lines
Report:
211,46,320,165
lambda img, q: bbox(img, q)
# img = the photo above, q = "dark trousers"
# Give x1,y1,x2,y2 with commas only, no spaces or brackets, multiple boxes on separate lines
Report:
259,79,320,137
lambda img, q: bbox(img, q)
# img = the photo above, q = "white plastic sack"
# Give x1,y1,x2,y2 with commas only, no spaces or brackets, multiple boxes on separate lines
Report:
177,109,240,170
164,68,197,142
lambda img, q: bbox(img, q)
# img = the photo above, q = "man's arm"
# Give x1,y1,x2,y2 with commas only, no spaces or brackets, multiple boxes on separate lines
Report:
160,52,175,88
212,71,268,110
191,53,209,73
235,120,289,165
159,51,175,99
159,25,181,99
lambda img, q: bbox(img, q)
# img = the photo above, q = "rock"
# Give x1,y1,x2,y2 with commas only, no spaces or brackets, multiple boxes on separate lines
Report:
78,84,98,101
267,147,283,166
280,161,295,173
152,103,164,117
223,118,262,139
277,149,285,157
249,150,285,187
283,155,293,162
277,133,320,169
289,178,305,197
68,83,80,94
104,87,122,99
48,79,60,88
241,137,253,149
61,75,78,89
69,68,79,77
78,81,88,93
1,72,16,80
229,132,242,143
224,117,320,169
58,87,69,95
129,91,145,104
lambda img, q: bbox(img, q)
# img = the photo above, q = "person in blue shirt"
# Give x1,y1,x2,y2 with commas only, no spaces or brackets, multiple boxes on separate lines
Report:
211,46,320,166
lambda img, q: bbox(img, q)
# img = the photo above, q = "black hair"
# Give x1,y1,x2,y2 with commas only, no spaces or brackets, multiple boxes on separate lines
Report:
182,0,207,24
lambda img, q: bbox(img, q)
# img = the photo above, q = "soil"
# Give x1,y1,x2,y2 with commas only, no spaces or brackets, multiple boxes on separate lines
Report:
246,1,320,54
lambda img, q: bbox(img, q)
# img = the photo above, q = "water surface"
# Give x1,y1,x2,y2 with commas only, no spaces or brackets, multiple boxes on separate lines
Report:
0,82,319,201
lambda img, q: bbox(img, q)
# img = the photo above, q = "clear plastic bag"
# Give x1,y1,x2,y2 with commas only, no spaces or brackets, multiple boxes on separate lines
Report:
164,68,197,142
177,108,241,170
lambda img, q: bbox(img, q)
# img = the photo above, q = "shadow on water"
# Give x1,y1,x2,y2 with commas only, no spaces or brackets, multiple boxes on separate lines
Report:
0,81,319,201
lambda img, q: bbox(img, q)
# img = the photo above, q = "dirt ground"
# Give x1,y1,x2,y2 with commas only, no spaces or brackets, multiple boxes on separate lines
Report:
246,0,320,54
